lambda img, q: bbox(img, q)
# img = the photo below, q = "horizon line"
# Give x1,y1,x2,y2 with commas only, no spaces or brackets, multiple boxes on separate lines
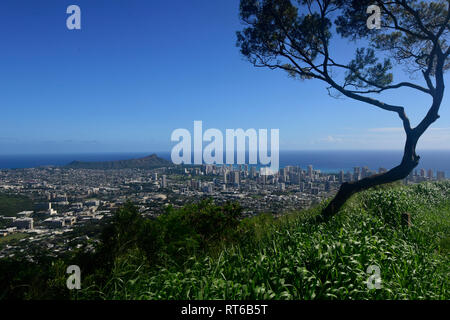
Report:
2,149,450,156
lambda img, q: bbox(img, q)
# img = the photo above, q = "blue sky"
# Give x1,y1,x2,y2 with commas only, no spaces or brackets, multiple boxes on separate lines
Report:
0,0,449,154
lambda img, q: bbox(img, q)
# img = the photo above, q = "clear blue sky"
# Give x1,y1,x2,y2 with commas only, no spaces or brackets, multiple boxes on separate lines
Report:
0,0,449,154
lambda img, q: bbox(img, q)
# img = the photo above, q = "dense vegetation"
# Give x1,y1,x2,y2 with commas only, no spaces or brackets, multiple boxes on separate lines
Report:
0,182,449,299
0,193,33,217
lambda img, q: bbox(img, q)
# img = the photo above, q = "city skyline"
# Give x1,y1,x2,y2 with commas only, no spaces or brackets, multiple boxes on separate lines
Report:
0,1,449,302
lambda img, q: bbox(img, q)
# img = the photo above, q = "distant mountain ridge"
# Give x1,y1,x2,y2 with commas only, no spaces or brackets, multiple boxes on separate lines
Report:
65,154,173,169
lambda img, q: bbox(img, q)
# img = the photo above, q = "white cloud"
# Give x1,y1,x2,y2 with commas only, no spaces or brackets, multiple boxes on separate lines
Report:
306,127,450,150
323,135,343,143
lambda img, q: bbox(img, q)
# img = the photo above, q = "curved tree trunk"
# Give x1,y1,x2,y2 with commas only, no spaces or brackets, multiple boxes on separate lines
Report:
321,120,433,221
321,151,419,220
236,0,448,222
321,41,446,221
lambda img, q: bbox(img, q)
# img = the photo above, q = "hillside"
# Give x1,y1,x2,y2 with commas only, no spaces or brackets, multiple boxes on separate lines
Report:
73,181,449,300
65,154,172,170
1,182,448,300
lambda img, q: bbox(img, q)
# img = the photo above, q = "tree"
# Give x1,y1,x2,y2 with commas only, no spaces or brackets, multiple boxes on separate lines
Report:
237,0,449,220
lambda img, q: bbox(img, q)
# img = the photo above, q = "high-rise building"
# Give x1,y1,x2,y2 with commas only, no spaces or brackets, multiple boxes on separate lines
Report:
437,171,445,181
250,166,257,178
362,166,370,178
353,167,361,181
339,170,344,184
427,169,434,179
289,172,298,184
307,165,313,178
420,169,426,177
233,171,240,186
161,175,167,188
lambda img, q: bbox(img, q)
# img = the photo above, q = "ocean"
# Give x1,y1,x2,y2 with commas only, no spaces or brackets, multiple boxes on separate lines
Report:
0,150,449,176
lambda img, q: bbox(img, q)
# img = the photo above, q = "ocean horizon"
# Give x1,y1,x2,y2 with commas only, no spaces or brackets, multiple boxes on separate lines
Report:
0,150,449,176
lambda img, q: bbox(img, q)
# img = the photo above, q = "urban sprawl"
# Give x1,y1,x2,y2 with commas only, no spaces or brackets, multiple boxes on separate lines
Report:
0,164,446,260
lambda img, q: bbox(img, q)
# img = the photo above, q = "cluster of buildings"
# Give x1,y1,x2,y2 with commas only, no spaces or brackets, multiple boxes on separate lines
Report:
407,168,446,182
0,162,446,259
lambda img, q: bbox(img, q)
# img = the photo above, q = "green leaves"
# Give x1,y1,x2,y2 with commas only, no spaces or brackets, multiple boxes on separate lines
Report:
345,47,394,90
237,0,449,95
236,0,331,79
75,182,450,300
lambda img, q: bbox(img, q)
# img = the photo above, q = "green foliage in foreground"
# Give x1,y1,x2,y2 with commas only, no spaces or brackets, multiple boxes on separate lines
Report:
1,182,449,300
74,182,449,300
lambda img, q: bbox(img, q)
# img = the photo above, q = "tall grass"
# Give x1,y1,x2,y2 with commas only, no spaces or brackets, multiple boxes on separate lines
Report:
77,182,450,300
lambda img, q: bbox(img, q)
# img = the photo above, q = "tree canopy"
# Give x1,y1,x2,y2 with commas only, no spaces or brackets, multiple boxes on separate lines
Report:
237,0,450,217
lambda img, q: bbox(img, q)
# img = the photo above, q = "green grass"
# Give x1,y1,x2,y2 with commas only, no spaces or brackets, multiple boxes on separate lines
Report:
0,233,29,245
74,181,449,300
0,194,33,217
